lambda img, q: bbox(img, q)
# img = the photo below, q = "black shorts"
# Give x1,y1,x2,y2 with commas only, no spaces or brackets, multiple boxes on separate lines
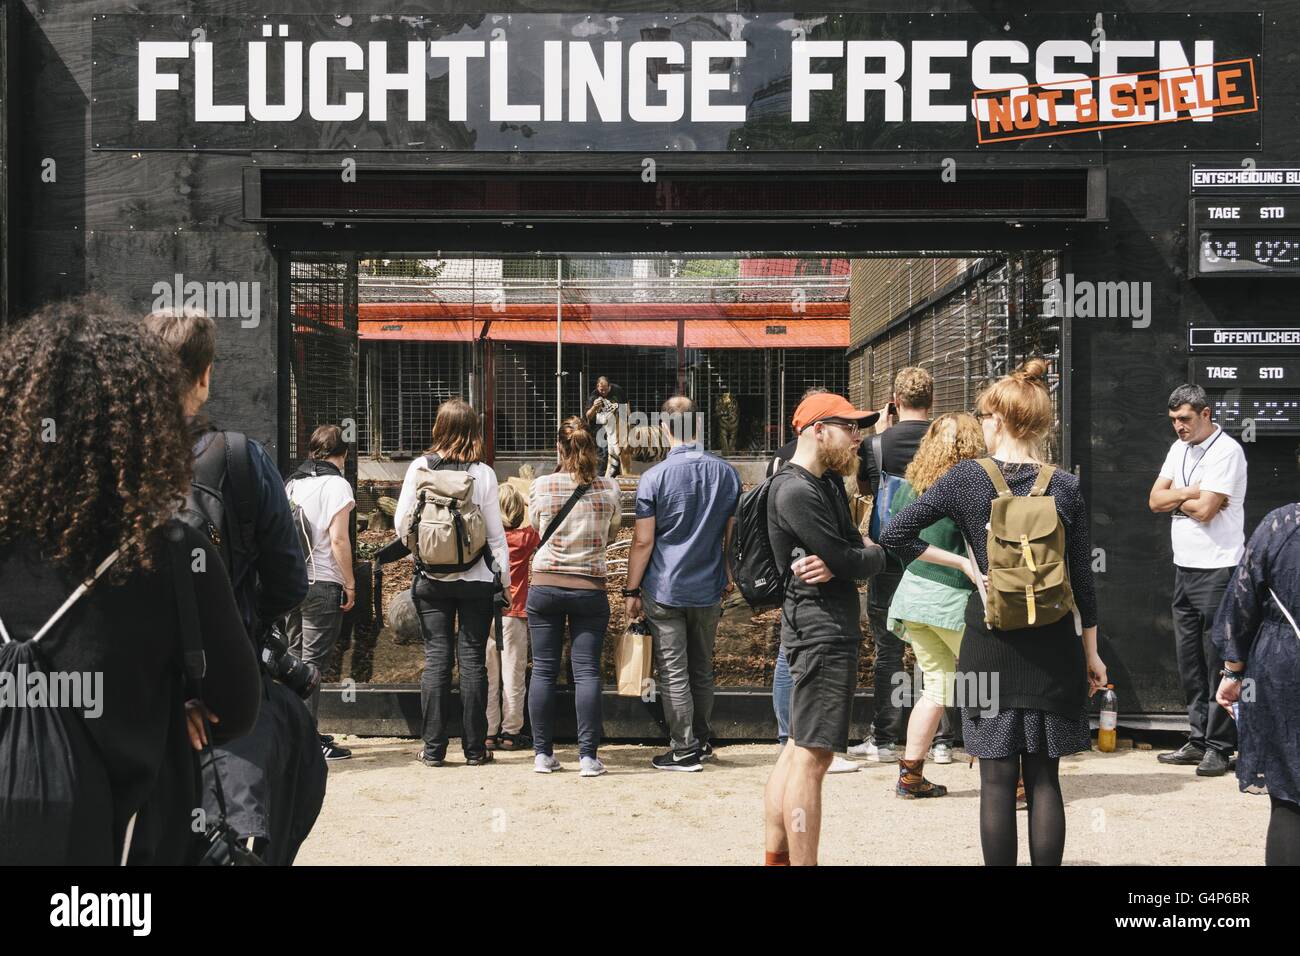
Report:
786,640,860,752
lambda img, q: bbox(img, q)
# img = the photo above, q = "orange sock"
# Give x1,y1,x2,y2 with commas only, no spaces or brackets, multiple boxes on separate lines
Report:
764,850,790,866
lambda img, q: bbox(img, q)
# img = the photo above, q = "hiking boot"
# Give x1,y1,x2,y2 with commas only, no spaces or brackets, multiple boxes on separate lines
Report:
827,755,861,774
579,756,607,777
896,757,947,798
466,750,494,766
652,748,703,772
416,748,445,767
322,740,352,761
533,753,561,774
1158,742,1206,766
1196,748,1230,777
930,743,953,765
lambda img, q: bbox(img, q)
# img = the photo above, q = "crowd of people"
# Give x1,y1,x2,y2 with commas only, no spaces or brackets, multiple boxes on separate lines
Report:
0,295,1296,868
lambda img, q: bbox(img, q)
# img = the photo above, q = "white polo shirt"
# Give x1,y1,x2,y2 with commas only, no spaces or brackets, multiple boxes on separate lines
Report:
1158,425,1247,569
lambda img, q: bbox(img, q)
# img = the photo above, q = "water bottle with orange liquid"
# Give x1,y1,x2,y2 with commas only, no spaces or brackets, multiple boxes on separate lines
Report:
1097,684,1118,753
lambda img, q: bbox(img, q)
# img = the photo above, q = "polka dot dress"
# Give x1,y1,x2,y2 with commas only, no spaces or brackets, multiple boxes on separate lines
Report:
962,707,1092,760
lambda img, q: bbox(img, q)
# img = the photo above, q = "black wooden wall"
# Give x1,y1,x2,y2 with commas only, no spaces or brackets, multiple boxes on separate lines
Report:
10,0,1300,711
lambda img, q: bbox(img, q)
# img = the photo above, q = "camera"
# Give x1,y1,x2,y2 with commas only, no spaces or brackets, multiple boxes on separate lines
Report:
259,623,321,700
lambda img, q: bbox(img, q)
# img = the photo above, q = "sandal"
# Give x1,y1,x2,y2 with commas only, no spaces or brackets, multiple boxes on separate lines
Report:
485,735,499,751
497,732,532,751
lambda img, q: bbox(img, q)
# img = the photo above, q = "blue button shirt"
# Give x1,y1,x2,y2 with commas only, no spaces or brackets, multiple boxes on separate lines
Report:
635,443,742,608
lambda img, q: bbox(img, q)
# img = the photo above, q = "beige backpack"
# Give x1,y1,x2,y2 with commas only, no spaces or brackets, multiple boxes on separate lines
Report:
976,459,1075,631
403,456,488,572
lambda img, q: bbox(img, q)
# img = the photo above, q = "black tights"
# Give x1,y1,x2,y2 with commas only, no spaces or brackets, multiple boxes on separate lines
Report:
1267,796,1300,866
978,753,1065,866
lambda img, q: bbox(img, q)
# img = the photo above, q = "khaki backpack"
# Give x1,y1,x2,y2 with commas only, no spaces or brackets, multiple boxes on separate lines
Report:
404,456,488,573
976,458,1075,631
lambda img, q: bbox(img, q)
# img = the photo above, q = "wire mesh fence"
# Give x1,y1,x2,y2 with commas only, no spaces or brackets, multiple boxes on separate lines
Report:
286,257,357,477
349,256,852,458
854,251,1065,464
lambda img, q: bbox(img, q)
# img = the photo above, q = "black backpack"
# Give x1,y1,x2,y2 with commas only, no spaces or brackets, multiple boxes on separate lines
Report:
0,549,123,864
729,473,789,611
180,431,259,589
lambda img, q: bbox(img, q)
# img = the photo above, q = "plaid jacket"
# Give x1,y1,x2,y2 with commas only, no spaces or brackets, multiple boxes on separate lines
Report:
528,472,621,577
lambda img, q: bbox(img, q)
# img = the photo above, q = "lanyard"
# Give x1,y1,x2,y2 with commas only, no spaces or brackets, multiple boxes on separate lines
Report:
1181,427,1223,487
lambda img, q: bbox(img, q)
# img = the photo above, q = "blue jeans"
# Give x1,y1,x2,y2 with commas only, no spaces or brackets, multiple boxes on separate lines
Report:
773,645,793,744
526,586,609,759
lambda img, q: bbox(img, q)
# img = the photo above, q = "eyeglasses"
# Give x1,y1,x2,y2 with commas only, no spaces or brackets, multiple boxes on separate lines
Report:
973,411,994,422
815,419,862,437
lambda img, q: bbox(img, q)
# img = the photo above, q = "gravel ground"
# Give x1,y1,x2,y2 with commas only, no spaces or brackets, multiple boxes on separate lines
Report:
295,738,1270,866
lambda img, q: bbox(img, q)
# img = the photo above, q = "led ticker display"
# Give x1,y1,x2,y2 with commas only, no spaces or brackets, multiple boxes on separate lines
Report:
1197,232,1300,273
1211,394,1300,434
1190,198,1300,277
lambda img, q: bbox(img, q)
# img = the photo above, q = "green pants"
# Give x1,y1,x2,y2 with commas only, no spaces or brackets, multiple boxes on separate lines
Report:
902,621,964,707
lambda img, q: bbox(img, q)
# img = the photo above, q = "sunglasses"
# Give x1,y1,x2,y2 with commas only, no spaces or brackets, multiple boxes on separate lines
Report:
815,418,863,437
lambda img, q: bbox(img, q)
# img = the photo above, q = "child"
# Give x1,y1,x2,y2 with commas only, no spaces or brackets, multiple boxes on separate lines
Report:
489,483,540,750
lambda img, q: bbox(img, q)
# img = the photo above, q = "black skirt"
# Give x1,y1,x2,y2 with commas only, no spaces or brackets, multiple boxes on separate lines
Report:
958,592,1092,759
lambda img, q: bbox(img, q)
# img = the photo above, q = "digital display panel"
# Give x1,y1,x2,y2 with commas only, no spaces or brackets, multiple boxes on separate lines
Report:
1197,231,1300,273
1211,394,1300,434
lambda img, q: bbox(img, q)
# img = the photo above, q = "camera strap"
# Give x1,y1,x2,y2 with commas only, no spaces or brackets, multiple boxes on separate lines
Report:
166,522,262,866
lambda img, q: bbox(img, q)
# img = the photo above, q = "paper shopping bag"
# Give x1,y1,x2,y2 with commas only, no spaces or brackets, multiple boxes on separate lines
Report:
615,620,654,698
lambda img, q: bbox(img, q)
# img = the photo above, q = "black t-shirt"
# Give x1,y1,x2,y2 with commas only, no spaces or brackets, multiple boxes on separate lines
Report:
868,419,930,495
767,464,886,647
585,383,625,419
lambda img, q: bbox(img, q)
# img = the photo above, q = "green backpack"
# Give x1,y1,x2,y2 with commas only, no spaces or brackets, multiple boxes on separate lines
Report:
976,459,1075,631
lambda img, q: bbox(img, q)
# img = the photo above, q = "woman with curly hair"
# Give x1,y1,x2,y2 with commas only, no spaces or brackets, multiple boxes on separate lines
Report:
0,296,260,865
881,412,985,798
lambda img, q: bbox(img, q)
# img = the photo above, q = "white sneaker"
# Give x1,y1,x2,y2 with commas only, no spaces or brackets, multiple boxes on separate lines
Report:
847,739,877,759
827,755,861,774
579,756,607,777
930,743,953,765
533,753,561,774
871,742,898,763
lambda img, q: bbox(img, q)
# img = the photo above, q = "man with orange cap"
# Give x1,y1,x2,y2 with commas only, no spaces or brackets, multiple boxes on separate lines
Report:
762,393,886,865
